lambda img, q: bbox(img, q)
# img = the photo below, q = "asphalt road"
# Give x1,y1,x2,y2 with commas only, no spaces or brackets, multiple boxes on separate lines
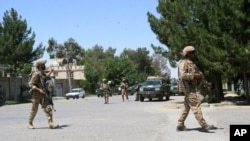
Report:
0,95,249,141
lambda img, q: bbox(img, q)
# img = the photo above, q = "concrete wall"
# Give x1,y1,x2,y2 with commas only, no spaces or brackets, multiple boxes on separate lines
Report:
0,75,29,100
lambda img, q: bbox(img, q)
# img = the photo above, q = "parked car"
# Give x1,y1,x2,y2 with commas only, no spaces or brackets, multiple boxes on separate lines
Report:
117,86,136,95
96,88,103,97
127,86,136,95
138,76,171,102
170,82,178,95
170,81,184,96
65,88,85,100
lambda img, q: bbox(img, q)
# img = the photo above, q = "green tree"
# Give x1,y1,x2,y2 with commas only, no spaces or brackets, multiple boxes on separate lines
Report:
83,45,117,92
46,37,58,59
83,62,100,93
0,8,44,75
46,37,85,65
120,47,155,76
148,0,250,102
103,57,138,86
152,53,170,78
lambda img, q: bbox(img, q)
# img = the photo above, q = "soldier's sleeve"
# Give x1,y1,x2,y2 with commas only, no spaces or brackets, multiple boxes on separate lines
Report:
29,72,40,90
179,60,194,81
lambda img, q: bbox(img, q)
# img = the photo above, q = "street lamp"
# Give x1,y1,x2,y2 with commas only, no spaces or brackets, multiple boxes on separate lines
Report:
63,57,73,92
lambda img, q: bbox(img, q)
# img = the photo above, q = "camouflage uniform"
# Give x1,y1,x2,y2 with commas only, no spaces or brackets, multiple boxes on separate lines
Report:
177,46,213,131
134,82,140,101
28,59,58,129
120,79,128,102
101,79,110,104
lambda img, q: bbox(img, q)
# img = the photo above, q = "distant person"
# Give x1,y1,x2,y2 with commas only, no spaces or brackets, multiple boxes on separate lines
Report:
108,80,112,97
28,58,58,129
177,46,214,132
134,81,140,101
120,79,129,102
101,79,110,104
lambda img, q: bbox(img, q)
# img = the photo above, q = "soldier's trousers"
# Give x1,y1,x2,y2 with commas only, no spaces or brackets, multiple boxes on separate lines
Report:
28,93,54,125
177,92,208,128
121,89,128,101
135,91,139,101
103,90,109,104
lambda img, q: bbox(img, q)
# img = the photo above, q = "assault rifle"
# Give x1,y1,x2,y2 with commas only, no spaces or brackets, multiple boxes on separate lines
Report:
37,77,56,112
42,87,56,112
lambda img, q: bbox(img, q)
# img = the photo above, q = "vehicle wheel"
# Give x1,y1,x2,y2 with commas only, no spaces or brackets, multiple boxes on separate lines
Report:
149,98,152,101
73,97,75,99
66,97,69,100
165,95,170,100
139,95,144,102
158,96,163,101
82,96,85,99
0,98,4,106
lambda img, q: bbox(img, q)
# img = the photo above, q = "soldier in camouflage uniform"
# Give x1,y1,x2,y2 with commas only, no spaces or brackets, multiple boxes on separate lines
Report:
120,79,129,102
177,46,214,131
27,59,58,129
101,79,110,104
134,81,140,101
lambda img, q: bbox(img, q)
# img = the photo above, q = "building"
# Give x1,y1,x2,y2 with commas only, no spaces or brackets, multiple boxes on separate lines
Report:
0,59,85,99
0,64,8,77
49,58,85,96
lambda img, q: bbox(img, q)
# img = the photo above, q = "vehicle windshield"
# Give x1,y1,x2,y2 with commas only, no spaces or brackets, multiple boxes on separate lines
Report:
71,89,80,92
171,82,177,86
145,80,161,85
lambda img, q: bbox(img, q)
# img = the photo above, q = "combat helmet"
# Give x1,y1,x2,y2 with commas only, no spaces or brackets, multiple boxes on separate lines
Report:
35,58,46,67
182,46,195,56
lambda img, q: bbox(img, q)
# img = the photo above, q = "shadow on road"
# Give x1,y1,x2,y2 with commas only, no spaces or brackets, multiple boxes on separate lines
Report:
33,124,70,130
185,126,223,133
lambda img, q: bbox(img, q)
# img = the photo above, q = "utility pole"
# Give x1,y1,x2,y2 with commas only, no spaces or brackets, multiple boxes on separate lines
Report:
63,57,73,92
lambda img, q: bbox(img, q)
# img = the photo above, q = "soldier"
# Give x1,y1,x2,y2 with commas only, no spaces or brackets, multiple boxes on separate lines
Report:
100,79,110,104
27,59,58,129
108,80,112,97
134,81,140,101
176,46,214,132
120,79,129,102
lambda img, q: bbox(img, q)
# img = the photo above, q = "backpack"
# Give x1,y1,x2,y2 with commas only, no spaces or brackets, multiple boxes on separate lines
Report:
28,70,54,94
28,70,36,95
177,59,186,93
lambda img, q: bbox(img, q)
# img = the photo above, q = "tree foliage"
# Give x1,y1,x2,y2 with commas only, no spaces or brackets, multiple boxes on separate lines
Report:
82,45,165,93
152,53,171,78
46,37,85,65
0,8,44,75
120,47,156,76
148,0,250,102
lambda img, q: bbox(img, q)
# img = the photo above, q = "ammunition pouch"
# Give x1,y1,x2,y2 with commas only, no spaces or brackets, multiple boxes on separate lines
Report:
29,89,34,95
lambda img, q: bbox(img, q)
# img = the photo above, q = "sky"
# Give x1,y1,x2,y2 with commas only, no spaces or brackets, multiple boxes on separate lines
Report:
0,0,178,78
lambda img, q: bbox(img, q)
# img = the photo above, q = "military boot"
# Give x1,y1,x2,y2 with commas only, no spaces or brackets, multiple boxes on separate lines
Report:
126,95,129,101
122,95,124,102
27,114,35,129
28,121,35,129
48,119,59,129
105,97,109,104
